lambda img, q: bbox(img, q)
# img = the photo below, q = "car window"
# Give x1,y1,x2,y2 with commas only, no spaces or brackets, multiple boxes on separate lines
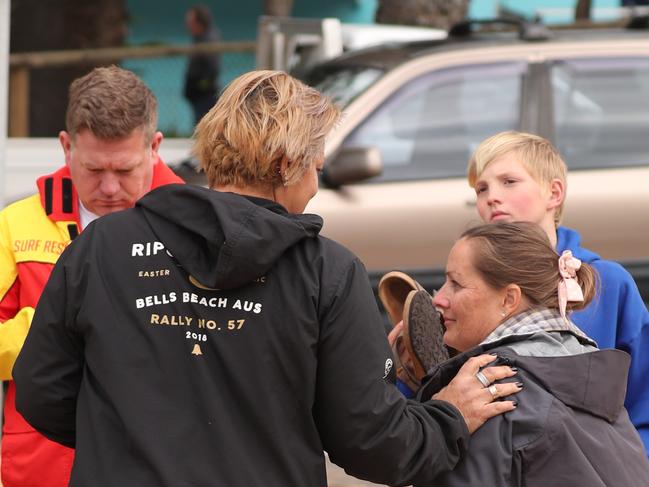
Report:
552,57,649,170
306,66,385,108
341,61,526,182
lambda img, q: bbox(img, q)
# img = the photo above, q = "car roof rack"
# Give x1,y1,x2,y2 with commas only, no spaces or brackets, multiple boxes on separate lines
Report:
449,18,553,42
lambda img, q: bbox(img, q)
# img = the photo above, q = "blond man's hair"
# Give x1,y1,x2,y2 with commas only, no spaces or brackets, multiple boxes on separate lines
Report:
467,131,568,226
66,65,158,143
193,70,340,188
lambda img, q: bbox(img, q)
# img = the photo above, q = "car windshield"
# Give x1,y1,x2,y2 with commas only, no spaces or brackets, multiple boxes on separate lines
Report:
303,65,385,108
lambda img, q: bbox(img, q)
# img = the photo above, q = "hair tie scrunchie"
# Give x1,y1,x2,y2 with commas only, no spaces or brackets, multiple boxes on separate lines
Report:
558,250,584,320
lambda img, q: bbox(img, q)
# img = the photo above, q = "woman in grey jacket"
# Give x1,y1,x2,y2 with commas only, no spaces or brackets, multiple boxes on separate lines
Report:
418,221,649,486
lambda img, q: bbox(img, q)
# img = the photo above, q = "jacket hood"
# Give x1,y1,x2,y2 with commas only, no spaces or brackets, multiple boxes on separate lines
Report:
424,335,630,423
506,348,629,422
557,226,601,263
137,184,323,290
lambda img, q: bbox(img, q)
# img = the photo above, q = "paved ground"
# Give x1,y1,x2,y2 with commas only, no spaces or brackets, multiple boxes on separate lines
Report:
0,447,388,487
326,455,389,487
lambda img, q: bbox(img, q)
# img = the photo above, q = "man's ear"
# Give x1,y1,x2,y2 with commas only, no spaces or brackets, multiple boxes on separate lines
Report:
279,155,290,174
150,131,163,156
502,283,523,317
59,131,73,165
276,155,292,183
547,178,565,211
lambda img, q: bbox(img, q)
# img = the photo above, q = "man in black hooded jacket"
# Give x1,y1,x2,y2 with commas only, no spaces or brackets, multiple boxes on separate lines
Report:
13,70,518,487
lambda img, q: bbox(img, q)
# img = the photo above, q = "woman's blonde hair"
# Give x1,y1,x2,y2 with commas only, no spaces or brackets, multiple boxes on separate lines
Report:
467,131,568,226
193,70,340,188
461,222,597,313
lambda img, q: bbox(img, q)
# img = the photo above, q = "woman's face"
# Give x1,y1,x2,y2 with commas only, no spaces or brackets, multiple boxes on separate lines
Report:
432,238,507,352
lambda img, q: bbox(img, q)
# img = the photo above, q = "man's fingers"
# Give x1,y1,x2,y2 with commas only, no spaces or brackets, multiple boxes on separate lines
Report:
459,355,518,389
483,382,522,401
436,354,522,434
387,321,404,346
462,354,499,374
480,365,517,383
464,398,519,434
479,400,518,423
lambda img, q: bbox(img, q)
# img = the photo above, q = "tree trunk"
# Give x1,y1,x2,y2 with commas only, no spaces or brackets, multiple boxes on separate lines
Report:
376,0,469,30
575,0,592,21
263,0,294,17
10,0,128,136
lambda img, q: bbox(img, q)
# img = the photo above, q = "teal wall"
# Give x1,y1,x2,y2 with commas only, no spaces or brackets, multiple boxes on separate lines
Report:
125,0,378,136
470,0,622,22
124,0,624,137
293,0,378,23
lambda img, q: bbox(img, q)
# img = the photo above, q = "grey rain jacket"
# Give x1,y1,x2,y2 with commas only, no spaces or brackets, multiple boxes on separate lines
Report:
14,184,469,487
419,333,649,486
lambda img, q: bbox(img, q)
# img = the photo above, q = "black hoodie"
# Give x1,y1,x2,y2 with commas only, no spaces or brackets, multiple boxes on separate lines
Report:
14,184,469,487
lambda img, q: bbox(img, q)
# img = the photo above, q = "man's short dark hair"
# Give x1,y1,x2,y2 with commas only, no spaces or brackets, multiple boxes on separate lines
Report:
66,65,158,143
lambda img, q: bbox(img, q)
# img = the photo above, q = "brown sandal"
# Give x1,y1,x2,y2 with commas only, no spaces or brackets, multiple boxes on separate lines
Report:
403,289,449,379
379,272,449,390
378,271,424,326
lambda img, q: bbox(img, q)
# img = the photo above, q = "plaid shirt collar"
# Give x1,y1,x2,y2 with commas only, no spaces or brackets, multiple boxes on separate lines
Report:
481,308,597,347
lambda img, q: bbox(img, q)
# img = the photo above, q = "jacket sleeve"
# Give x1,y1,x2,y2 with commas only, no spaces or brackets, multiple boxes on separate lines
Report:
571,259,649,456
0,213,34,380
601,262,649,456
432,412,520,487
313,256,469,486
0,303,34,380
12,246,84,448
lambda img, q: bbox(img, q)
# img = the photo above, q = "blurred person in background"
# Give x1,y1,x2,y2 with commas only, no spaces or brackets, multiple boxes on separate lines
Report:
0,65,183,487
14,70,520,487
184,4,221,124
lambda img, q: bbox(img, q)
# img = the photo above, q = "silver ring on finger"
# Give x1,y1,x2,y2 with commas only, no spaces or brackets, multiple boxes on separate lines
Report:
488,384,498,399
476,370,490,387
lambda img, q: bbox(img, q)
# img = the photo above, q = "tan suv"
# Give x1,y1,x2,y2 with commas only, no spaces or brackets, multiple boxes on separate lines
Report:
299,20,649,301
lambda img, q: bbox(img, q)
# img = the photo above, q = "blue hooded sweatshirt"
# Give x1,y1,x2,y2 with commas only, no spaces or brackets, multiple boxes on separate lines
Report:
557,226,649,455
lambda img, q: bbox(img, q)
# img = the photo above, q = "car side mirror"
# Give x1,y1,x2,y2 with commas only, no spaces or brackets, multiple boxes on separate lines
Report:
322,146,382,188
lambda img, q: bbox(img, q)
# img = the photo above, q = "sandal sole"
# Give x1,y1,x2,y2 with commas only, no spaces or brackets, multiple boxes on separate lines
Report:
403,289,449,378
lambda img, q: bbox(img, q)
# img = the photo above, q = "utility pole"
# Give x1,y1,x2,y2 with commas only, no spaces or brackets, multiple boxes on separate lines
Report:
0,0,10,210
0,0,9,439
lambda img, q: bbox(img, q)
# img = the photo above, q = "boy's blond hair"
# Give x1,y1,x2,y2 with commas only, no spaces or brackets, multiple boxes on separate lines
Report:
467,131,568,226
194,70,340,189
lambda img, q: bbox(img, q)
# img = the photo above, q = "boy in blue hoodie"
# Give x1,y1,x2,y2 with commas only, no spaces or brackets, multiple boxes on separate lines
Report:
467,130,649,454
